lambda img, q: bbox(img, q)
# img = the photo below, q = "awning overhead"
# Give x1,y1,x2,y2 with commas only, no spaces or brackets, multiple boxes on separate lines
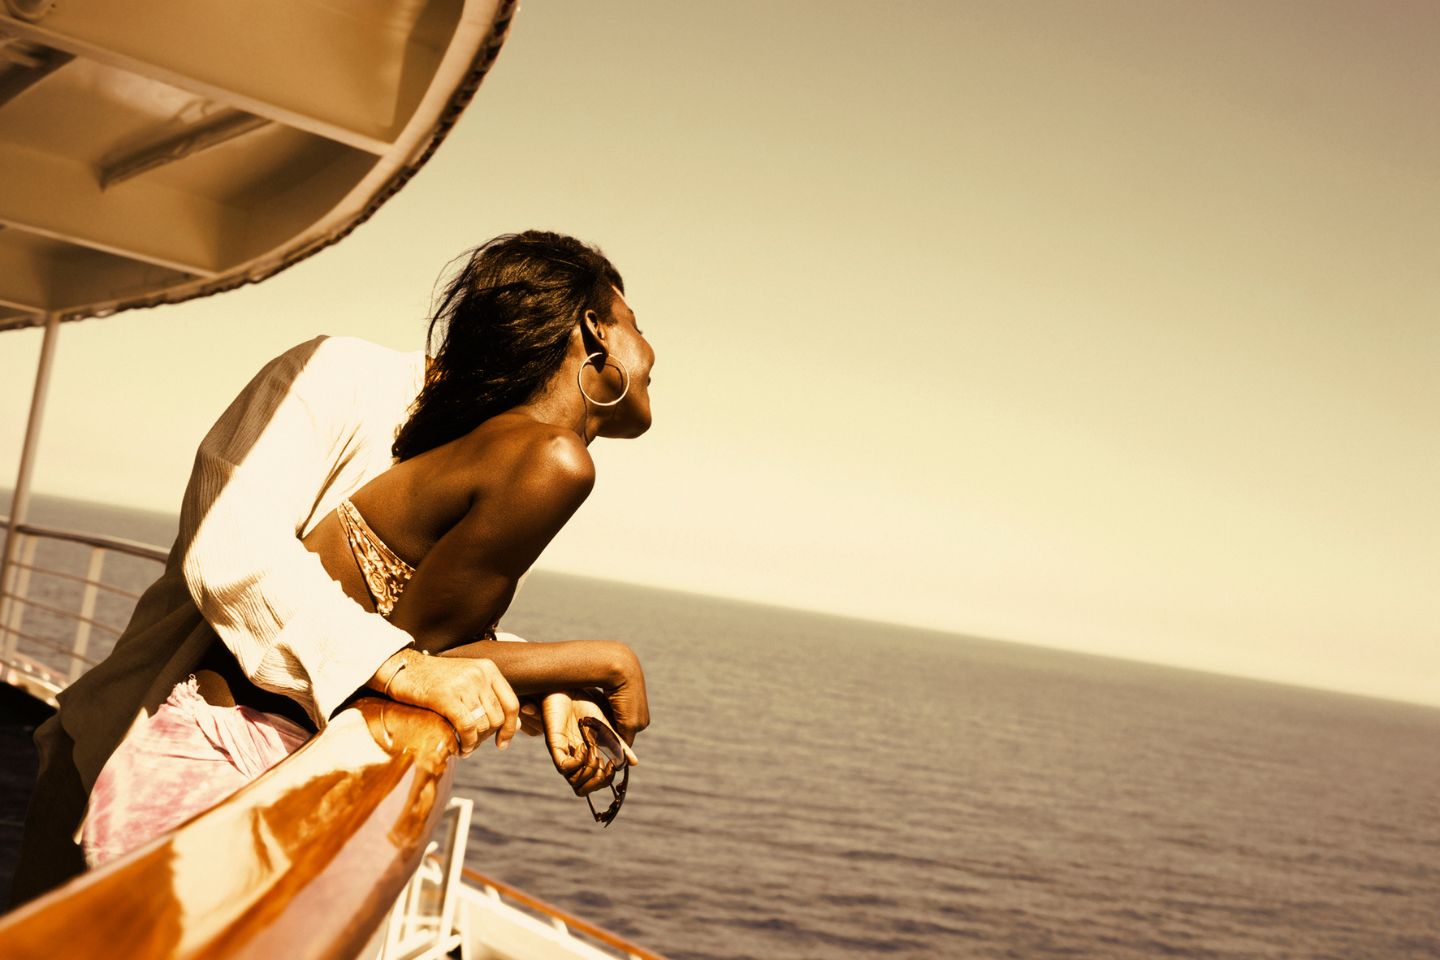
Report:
0,0,514,332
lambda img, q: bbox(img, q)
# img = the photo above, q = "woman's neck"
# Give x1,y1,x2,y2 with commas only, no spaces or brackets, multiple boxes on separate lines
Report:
507,369,599,444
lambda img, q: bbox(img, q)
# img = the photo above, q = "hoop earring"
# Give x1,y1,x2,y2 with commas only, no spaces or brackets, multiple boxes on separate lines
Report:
578,352,630,407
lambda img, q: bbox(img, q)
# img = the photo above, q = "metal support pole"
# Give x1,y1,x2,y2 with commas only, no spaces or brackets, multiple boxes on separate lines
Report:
0,310,61,633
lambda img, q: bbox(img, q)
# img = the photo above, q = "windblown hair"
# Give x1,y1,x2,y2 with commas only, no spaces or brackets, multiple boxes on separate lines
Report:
392,231,624,462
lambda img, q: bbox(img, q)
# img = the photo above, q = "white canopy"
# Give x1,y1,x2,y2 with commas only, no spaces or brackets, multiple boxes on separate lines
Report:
0,0,514,331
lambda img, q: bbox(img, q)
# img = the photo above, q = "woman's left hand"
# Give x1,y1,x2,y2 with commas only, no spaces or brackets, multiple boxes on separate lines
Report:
541,691,638,796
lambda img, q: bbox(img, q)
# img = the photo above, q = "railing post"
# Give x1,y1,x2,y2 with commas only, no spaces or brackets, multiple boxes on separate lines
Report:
1,533,36,663
0,532,19,663
438,797,472,954
0,309,62,638
71,546,106,681
377,798,472,960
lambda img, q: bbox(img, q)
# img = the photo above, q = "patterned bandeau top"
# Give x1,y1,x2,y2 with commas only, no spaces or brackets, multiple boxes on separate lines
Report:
336,498,415,618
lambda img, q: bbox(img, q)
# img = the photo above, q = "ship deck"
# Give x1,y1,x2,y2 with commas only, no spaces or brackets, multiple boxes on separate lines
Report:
0,684,48,905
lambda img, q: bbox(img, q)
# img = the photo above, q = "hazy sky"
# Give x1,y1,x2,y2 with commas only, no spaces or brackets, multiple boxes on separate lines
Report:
2,2,1437,706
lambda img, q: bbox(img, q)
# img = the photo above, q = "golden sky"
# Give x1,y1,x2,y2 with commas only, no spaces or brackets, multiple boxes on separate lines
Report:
2,1,1437,705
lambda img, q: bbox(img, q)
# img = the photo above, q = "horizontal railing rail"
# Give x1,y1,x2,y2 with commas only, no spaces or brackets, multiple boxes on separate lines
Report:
0,517,170,562
0,516,168,703
0,697,462,959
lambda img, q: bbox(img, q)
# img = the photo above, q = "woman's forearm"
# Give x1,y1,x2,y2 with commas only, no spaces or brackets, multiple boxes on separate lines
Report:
438,638,634,696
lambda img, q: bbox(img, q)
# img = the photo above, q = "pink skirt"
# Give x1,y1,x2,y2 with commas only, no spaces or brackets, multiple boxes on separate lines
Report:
82,676,310,867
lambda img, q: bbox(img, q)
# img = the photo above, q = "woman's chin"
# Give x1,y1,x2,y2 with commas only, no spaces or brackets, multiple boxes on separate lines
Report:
603,411,652,439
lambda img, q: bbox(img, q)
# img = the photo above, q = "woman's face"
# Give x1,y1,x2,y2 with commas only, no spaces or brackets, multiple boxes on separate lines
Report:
597,289,655,438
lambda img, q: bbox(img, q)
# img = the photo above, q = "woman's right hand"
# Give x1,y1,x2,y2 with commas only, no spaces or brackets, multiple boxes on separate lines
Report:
374,650,520,756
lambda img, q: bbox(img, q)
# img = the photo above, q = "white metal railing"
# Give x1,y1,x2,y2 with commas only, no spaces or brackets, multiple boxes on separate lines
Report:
375,797,474,960
0,516,167,704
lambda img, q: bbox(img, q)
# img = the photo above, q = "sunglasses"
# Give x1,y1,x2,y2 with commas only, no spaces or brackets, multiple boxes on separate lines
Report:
577,716,629,827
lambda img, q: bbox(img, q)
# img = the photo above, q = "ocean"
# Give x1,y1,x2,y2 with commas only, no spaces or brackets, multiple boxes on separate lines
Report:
7,494,1440,959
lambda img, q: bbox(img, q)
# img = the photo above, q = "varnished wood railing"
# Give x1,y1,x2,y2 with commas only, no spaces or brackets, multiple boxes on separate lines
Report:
0,697,459,959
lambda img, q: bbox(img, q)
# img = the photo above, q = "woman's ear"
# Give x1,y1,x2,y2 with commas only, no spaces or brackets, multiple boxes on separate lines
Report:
580,310,607,356
584,309,607,342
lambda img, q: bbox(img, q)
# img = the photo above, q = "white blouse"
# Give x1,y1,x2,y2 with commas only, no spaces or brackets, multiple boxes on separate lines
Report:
60,336,431,789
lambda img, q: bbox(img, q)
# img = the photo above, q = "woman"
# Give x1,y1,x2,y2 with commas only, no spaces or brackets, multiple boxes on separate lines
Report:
81,231,654,865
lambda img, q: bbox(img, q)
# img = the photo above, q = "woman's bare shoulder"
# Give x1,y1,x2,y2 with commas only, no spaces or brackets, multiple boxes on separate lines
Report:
426,418,596,561
462,416,595,494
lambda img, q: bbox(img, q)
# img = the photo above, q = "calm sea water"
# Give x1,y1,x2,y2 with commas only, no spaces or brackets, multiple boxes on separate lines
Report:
9,494,1440,959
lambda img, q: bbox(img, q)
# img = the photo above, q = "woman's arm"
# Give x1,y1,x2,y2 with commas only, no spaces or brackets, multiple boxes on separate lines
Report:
383,423,650,745
439,639,628,696
440,638,650,744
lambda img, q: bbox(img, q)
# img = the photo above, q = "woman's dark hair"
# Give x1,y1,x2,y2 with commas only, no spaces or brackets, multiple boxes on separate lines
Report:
392,231,624,461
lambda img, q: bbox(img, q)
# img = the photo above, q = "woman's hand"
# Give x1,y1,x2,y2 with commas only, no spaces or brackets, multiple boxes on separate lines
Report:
372,650,520,756
414,637,649,749
433,637,651,746
601,644,650,746
541,691,639,796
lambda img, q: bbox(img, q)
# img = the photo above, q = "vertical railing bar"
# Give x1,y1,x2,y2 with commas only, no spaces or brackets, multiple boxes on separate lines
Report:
378,798,473,959
439,796,472,953
4,535,38,659
72,547,105,681
0,532,17,665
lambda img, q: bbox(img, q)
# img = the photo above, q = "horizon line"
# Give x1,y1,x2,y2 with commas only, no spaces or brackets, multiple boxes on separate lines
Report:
7,487,1438,714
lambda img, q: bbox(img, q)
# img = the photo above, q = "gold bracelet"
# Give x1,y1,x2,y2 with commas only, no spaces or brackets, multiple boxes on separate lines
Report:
383,659,407,698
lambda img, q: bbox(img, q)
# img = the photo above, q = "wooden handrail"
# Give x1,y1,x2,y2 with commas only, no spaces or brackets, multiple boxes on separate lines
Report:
0,697,460,959
462,867,669,960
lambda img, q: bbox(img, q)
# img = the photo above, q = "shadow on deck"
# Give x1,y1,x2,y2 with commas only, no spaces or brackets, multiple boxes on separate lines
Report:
0,686,49,905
